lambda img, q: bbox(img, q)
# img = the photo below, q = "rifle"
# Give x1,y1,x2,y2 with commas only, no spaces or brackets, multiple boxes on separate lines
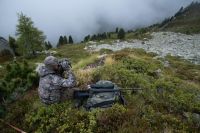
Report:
73,86,143,108
73,85,143,99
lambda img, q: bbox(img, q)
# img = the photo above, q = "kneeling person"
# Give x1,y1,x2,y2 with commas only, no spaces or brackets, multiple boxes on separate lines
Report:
38,56,76,105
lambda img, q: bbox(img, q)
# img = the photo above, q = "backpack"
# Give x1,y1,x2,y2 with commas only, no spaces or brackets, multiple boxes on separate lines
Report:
84,80,126,110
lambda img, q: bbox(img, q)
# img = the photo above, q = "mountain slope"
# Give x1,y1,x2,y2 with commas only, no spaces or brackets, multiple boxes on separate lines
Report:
159,2,200,34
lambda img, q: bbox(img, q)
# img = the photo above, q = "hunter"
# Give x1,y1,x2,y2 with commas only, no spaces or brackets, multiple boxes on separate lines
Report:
38,56,76,105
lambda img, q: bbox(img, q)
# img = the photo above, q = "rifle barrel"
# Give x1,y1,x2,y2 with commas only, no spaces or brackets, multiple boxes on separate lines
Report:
120,88,143,90
90,88,143,93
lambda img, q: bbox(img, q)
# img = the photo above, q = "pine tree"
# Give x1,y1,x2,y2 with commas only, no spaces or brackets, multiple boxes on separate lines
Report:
44,41,48,49
68,35,73,44
45,41,52,50
47,41,52,49
102,32,107,39
108,33,111,38
57,36,64,47
63,36,68,44
84,35,90,42
91,34,97,40
116,27,119,33
117,28,125,39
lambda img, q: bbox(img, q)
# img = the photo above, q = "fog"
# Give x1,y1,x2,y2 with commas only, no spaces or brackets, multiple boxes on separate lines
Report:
0,0,193,45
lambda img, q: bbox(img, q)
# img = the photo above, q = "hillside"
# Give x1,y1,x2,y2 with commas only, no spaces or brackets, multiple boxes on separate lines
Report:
0,2,200,133
159,2,200,34
0,42,200,132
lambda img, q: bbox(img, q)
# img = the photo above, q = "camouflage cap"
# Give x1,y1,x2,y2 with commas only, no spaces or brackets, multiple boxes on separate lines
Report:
44,56,59,68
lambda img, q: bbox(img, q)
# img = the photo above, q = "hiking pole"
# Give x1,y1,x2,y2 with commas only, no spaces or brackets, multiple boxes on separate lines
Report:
0,118,26,133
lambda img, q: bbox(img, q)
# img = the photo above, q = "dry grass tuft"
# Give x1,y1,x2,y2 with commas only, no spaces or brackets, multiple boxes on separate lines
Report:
74,68,95,87
104,56,116,65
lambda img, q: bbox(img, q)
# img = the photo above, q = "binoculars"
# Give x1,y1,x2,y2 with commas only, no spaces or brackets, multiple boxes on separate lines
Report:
58,58,72,72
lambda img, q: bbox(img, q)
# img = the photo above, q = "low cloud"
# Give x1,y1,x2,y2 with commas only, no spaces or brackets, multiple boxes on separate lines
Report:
0,0,193,45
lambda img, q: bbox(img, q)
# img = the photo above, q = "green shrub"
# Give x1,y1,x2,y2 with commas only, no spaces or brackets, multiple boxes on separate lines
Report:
150,76,200,116
25,102,97,133
92,63,153,90
0,60,38,103
122,57,149,73
99,48,113,54
165,55,200,82
96,104,128,133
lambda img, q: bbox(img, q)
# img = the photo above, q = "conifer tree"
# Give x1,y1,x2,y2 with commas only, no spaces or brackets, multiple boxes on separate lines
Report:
45,41,52,50
68,35,73,44
117,28,125,39
63,35,68,44
47,41,52,49
57,36,64,47
84,35,90,42
116,27,119,33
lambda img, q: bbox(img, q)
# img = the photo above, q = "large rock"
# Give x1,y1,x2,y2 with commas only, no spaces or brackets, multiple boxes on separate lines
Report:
0,37,14,55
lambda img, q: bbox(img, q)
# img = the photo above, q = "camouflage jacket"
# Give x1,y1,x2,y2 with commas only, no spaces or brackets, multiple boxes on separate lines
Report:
38,66,76,105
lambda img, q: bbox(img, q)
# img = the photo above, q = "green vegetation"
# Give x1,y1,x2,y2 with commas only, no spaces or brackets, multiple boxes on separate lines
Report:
57,35,71,47
1,44,200,132
55,44,91,63
8,36,18,56
68,35,74,44
117,28,125,39
57,36,64,47
64,35,68,44
0,49,13,63
1,3,200,132
83,28,152,44
0,61,38,102
157,2,200,34
84,32,108,42
44,41,52,50
16,13,46,58
0,60,38,120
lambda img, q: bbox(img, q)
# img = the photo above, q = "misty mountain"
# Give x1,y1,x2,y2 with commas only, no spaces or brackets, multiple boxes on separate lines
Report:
159,2,200,34
0,37,13,54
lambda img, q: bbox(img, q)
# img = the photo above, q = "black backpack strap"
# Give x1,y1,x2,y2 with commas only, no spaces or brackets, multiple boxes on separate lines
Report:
85,100,115,110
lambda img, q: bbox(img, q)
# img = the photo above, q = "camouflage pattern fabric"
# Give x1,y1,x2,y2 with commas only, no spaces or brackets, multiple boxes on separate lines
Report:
38,65,76,105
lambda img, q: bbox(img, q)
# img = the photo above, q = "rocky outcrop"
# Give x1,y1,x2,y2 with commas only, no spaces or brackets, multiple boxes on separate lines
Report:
86,32,200,64
0,37,14,55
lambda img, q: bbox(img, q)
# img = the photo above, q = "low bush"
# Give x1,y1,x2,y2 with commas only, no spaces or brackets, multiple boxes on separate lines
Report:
25,101,96,133
25,103,131,133
1,46,200,132
96,104,128,133
0,60,39,105
0,49,13,63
